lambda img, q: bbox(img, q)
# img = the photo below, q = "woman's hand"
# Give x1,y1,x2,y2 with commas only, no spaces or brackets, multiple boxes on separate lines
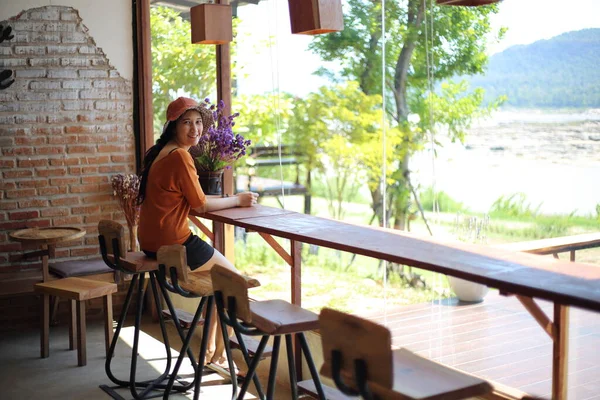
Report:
236,192,259,207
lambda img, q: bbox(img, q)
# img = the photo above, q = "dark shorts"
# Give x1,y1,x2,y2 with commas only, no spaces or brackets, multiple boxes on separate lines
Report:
143,233,215,270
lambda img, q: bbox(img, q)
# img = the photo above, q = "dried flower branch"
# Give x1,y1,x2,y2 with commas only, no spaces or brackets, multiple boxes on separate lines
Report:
111,174,141,229
189,98,251,172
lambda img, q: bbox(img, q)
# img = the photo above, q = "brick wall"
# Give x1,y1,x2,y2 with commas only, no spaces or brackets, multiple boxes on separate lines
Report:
0,6,135,281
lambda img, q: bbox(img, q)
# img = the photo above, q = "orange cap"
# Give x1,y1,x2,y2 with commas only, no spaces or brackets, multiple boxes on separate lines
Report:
166,97,202,122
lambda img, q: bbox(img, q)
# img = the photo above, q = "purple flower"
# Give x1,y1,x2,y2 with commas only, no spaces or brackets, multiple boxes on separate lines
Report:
189,99,251,172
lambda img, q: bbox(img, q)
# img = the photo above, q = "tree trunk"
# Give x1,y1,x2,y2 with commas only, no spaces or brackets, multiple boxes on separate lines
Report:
391,0,425,230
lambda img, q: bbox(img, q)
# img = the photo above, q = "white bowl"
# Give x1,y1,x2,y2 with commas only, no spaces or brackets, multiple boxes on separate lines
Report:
447,276,489,302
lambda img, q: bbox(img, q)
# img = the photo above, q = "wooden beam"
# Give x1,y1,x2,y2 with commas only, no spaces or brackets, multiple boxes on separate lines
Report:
516,295,554,339
215,0,234,263
552,304,569,400
258,233,293,266
135,0,154,171
188,215,215,242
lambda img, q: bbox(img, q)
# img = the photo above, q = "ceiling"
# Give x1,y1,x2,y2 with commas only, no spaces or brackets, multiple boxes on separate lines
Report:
150,0,262,19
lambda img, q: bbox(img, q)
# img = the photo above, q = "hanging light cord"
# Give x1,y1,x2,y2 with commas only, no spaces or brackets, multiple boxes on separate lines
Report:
424,0,438,216
381,0,388,326
267,0,286,208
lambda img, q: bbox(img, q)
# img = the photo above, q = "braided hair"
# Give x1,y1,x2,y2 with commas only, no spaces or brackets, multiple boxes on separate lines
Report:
137,105,214,205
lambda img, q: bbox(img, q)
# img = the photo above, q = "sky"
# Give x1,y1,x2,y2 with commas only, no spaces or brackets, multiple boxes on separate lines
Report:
235,0,600,96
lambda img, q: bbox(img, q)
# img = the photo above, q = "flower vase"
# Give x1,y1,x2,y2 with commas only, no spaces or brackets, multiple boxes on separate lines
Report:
127,222,139,252
198,170,224,196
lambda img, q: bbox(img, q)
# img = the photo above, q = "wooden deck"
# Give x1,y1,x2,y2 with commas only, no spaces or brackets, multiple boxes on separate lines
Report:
365,291,600,399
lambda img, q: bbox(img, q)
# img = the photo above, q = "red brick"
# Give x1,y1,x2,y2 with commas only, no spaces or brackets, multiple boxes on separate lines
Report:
50,177,79,186
36,147,65,155
5,189,36,199
98,183,112,192
0,182,17,190
17,159,49,168
81,175,106,184
0,243,22,252
26,219,51,228
84,237,100,246
15,137,47,146
81,156,110,164
53,249,70,258
0,221,28,230
97,145,123,153
72,205,100,215
36,168,67,177
84,214,114,224
70,184,99,194
82,194,112,204
50,197,80,206
18,180,49,188
110,154,135,163
18,199,48,208
101,204,121,213
70,247,99,257
0,202,18,210
67,145,96,154
53,216,83,226
9,210,39,220
50,158,80,166
69,166,100,175
3,170,34,179
65,125,95,134
37,187,62,196
99,165,127,173
3,147,34,156
0,160,15,168
48,136,78,145
41,208,69,217
32,127,64,135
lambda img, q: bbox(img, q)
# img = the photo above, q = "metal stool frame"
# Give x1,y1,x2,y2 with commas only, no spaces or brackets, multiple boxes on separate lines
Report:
98,234,197,400
214,292,326,400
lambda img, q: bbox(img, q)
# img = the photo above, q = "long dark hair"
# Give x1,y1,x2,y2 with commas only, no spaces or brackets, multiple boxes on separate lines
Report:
137,122,177,204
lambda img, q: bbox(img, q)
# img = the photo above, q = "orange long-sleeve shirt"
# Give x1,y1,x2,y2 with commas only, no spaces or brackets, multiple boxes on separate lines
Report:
138,149,206,252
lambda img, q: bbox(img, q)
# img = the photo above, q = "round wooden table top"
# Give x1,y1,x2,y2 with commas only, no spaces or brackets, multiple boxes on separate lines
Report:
9,226,86,246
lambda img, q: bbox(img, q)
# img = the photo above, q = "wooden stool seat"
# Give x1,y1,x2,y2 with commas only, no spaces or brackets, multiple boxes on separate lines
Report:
320,308,493,400
211,265,327,400
49,258,114,279
383,348,491,399
250,299,319,335
34,277,117,367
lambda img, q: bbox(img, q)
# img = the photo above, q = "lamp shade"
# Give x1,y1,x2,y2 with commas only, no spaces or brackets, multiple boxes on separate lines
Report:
288,0,344,35
436,0,501,6
190,3,233,45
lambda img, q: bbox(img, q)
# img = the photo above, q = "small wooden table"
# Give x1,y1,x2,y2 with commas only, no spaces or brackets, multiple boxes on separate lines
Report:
9,226,86,282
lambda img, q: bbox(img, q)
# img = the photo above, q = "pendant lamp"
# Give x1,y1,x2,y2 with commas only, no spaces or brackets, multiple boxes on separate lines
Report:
437,0,501,6
288,0,344,35
190,3,233,44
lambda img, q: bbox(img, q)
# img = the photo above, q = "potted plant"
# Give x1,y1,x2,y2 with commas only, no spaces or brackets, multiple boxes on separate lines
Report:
188,99,251,195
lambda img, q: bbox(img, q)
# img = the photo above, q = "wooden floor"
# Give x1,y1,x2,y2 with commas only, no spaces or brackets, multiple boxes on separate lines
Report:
365,291,600,400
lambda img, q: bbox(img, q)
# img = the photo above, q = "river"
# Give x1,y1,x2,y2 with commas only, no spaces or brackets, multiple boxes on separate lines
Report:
412,109,600,216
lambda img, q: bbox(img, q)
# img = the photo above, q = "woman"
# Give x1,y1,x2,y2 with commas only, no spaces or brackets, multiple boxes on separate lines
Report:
138,96,258,368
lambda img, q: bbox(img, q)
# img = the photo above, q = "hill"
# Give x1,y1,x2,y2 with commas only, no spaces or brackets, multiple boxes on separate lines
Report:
471,28,600,108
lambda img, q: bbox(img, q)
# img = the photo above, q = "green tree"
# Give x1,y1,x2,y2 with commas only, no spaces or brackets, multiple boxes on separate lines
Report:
287,82,387,217
150,6,216,135
310,0,504,230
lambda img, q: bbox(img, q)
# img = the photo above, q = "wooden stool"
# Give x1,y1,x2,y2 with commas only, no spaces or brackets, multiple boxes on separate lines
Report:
319,308,493,400
211,264,325,400
156,244,261,400
34,277,117,367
